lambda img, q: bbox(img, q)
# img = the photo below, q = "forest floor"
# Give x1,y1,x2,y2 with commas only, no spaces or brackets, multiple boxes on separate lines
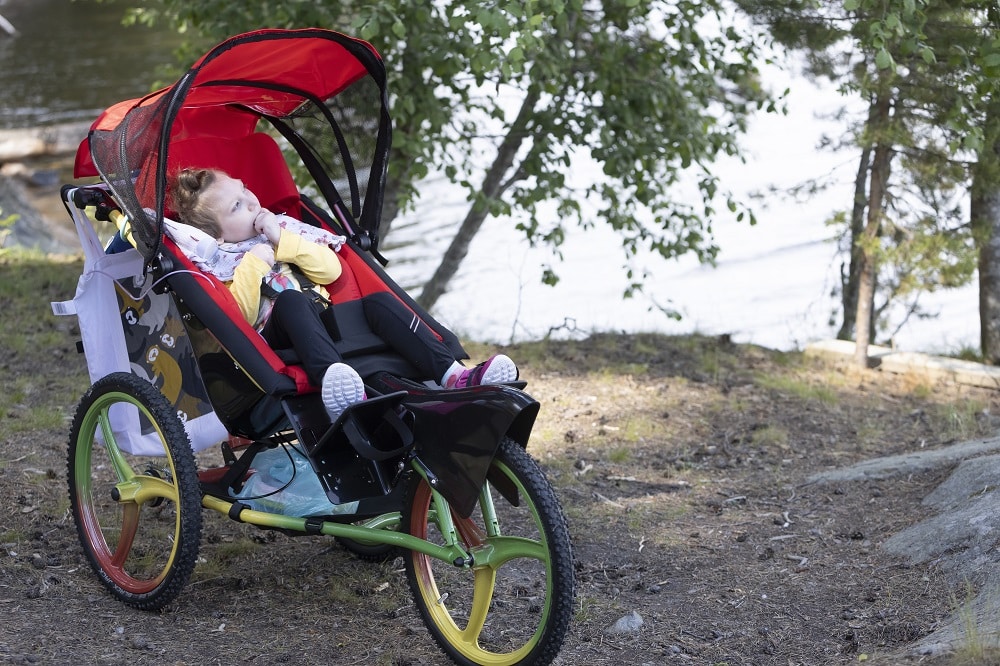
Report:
3,254,1000,665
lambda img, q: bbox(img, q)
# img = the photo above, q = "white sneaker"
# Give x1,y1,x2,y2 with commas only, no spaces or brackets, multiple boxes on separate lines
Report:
321,363,365,421
448,354,518,388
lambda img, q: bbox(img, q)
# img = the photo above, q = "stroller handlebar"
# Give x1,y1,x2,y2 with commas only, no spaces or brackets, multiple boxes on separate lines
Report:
64,184,122,224
71,187,105,209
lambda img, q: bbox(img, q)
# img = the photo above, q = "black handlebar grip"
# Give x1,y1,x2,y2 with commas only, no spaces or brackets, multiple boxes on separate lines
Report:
71,187,106,209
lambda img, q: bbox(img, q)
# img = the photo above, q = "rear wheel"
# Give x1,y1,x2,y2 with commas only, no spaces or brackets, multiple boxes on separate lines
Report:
336,535,399,563
403,438,574,665
67,372,202,610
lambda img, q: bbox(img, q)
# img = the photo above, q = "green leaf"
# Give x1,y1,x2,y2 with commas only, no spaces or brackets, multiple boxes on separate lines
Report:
875,48,894,70
843,0,860,10
541,266,560,287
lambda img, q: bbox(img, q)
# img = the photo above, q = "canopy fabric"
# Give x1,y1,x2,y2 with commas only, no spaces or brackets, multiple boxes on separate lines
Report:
75,28,390,261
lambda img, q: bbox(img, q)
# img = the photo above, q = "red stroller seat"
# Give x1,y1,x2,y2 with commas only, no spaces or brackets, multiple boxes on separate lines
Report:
156,133,301,218
150,131,456,437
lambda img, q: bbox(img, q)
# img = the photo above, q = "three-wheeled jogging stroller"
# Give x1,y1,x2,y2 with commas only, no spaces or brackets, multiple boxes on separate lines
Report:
54,28,574,666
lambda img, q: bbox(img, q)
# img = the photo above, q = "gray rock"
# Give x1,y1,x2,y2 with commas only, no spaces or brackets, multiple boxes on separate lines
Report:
806,435,1000,484
605,610,643,635
922,454,1000,512
810,434,1000,658
0,173,74,253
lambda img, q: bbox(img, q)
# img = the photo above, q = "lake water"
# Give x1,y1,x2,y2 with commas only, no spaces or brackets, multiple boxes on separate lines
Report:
386,63,982,355
0,0,179,129
2,5,981,354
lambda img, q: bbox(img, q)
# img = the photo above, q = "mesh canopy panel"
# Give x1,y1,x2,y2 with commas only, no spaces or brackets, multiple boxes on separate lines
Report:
88,95,172,258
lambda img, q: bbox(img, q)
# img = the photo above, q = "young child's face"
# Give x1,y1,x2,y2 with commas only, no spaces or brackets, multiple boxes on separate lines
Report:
202,173,265,242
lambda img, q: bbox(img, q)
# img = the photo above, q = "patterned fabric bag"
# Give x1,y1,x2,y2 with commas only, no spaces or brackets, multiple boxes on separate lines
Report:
52,207,226,455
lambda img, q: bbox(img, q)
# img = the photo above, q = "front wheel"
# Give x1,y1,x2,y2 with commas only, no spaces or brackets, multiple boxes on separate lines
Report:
67,372,202,610
404,438,575,665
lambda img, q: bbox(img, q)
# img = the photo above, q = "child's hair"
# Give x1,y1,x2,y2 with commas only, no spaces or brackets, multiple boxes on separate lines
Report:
170,168,222,238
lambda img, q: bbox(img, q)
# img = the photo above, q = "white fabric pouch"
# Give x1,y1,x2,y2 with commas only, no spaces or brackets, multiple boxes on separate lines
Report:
52,201,226,455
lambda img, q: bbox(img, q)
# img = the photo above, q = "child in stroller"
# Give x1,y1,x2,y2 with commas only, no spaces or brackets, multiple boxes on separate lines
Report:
166,167,518,420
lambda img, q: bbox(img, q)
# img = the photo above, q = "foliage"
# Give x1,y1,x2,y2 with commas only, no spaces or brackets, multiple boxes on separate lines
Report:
843,0,937,73
738,0,988,349
0,206,18,250
852,1,1000,347
120,0,778,307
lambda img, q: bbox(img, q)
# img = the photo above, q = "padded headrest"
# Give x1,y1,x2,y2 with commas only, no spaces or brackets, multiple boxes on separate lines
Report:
166,133,301,215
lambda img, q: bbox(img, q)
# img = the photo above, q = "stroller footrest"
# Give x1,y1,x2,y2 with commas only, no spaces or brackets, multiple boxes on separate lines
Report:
313,391,412,460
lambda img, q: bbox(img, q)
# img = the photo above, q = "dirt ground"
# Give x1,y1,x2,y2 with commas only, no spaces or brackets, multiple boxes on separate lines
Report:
500,334,1000,666
3,257,1000,665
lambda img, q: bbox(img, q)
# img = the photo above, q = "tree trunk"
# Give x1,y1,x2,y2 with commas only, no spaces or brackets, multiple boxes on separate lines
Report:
973,104,1000,364
837,145,872,340
417,87,540,311
854,91,893,367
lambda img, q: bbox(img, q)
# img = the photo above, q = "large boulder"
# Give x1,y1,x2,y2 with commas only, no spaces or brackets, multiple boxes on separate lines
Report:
809,434,1000,658
0,170,76,253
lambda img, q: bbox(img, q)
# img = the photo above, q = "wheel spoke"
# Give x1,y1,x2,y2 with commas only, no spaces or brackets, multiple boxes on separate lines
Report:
453,513,487,548
96,403,136,483
115,475,180,505
478,535,548,568
460,566,497,646
110,502,141,569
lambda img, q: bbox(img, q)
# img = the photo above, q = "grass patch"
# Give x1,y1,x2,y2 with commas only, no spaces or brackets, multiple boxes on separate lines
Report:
573,594,601,625
949,583,1000,665
608,446,632,464
0,529,31,545
953,346,985,364
755,373,839,404
4,404,67,431
48,495,71,517
932,399,991,441
618,416,662,444
854,417,892,450
750,424,790,449
212,538,263,564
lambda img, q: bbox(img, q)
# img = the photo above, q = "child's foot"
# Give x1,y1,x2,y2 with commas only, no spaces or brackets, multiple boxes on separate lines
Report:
449,354,518,388
321,363,365,421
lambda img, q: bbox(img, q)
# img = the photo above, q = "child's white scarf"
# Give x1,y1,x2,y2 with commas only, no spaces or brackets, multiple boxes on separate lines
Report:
157,210,346,282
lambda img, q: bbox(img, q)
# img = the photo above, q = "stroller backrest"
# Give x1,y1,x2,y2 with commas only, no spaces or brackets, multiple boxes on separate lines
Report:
149,132,401,397
141,131,317,408
138,132,301,217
